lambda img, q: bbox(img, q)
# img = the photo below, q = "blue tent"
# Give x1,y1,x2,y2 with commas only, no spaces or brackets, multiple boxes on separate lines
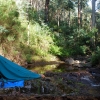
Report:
0,80,24,88
0,55,41,88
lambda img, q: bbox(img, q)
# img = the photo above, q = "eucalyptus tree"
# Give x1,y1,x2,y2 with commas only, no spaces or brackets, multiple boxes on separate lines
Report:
71,0,89,28
49,0,74,28
17,0,49,23
45,0,50,23
63,0,74,26
17,0,45,22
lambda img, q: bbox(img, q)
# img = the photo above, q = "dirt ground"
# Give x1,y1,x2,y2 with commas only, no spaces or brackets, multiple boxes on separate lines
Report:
0,96,100,100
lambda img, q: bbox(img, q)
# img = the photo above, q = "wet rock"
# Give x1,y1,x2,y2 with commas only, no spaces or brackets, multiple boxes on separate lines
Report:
88,68,100,81
65,58,75,65
73,63,82,67
74,62,92,68
65,57,92,68
83,62,92,68
1,96,100,100
74,60,80,64
0,70,100,97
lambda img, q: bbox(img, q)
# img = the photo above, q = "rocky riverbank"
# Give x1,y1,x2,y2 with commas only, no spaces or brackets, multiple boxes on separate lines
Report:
0,70,100,97
0,96,100,100
0,55,100,99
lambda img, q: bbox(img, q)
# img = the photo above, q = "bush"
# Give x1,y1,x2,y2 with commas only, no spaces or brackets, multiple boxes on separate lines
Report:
49,45,62,55
91,47,100,66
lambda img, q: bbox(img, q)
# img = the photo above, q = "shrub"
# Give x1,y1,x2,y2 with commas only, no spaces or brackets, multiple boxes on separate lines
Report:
49,45,62,55
91,47,100,66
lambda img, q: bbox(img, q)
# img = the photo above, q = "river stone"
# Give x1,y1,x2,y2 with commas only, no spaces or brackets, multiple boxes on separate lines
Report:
65,58,82,67
65,58,75,65
74,60,80,64
73,63,82,67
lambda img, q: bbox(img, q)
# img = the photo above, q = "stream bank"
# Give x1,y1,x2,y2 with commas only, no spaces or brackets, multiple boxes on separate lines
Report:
0,96,100,100
0,55,100,99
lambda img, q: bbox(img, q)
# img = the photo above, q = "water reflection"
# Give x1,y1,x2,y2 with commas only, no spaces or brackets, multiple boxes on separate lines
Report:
55,63,79,72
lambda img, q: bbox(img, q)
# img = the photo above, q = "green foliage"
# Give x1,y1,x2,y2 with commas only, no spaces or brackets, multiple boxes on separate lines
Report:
91,47,100,66
64,27,98,55
0,25,9,34
26,22,54,56
97,18,100,33
63,0,74,10
7,36,15,41
49,45,62,55
79,45,88,55
0,0,21,44
60,48,74,57
0,0,100,66
48,24,90,56
89,28,98,37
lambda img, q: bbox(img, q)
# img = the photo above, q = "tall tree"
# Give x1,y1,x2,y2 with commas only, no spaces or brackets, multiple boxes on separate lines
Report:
92,0,96,28
78,0,81,29
45,0,50,23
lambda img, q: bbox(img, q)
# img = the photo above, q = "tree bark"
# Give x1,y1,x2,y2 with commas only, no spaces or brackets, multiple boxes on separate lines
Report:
68,8,70,27
78,0,80,29
92,0,96,28
80,0,82,27
44,0,50,23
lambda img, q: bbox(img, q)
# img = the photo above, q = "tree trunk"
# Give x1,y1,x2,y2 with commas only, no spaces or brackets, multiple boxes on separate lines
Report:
80,0,82,28
44,0,50,23
57,15,60,27
78,0,80,29
68,8,70,27
91,0,96,48
92,0,96,28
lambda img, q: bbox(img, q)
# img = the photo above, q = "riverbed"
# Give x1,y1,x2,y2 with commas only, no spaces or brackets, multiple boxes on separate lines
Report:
0,61,100,97
29,62,100,96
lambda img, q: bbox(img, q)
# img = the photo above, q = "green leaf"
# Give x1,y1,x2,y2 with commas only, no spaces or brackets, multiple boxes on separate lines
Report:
7,36,15,41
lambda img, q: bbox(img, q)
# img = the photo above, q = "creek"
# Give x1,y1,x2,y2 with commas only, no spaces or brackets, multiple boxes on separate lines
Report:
0,61,100,96
27,61,100,96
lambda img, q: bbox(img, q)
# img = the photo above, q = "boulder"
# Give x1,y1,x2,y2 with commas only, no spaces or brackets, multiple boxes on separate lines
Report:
65,58,75,65
73,63,83,67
